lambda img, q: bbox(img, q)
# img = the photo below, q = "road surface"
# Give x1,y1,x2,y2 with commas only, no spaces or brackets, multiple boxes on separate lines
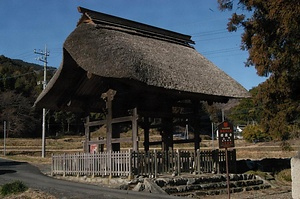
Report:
0,158,179,199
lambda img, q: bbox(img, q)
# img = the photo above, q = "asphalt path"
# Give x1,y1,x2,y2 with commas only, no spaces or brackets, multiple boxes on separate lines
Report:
0,158,180,199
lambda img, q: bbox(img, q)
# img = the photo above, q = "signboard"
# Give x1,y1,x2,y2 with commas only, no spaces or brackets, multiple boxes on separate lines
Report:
90,144,98,153
218,121,235,148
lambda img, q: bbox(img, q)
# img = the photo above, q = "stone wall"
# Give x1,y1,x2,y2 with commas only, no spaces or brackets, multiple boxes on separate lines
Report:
153,174,271,197
291,152,300,199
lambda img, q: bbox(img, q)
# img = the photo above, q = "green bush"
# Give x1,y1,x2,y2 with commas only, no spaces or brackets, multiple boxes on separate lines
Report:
0,180,28,196
242,124,271,143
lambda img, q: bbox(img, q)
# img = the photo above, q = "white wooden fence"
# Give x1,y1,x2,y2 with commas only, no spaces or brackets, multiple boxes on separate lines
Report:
51,149,236,177
52,151,131,177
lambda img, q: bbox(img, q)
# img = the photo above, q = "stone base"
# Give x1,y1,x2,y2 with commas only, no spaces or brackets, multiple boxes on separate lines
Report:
291,153,300,199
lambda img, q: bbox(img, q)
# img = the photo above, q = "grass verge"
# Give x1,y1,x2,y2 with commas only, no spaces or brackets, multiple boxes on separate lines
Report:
0,181,28,196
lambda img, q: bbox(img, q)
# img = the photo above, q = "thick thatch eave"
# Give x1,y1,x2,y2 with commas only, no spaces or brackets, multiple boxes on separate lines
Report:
66,23,249,97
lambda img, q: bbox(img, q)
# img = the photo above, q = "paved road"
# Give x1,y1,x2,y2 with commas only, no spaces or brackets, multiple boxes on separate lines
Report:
0,158,179,199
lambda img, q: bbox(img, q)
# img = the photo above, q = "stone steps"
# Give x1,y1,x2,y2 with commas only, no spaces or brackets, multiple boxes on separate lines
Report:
154,174,271,196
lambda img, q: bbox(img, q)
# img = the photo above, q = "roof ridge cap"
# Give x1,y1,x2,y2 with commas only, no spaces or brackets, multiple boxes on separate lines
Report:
77,6,195,46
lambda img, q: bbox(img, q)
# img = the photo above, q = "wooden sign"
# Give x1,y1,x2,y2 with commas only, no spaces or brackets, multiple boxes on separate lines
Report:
218,121,235,148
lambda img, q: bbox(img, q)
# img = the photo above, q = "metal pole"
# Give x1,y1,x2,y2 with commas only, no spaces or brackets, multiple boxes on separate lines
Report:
42,108,46,157
3,121,6,156
222,109,225,122
225,147,231,199
185,119,189,139
212,122,214,149
41,45,47,158
34,45,49,158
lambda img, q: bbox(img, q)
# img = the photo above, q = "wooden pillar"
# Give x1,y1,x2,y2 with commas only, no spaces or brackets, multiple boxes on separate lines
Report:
143,117,150,152
194,131,200,151
162,117,173,152
84,116,90,153
132,107,139,152
101,89,117,152
192,101,201,151
112,124,121,151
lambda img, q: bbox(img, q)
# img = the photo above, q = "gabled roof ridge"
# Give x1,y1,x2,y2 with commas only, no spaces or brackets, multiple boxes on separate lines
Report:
77,6,195,46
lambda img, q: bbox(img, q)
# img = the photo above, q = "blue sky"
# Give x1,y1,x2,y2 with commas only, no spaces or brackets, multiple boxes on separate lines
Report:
0,0,267,90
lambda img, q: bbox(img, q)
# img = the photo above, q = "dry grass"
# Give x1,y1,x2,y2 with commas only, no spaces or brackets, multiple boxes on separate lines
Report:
276,169,292,185
201,139,299,160
0,134,298,163
0,188,57,199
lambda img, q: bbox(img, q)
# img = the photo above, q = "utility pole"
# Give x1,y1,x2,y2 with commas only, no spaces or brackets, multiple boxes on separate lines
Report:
222,109,225,122
3,121,6,156
34,45,49,158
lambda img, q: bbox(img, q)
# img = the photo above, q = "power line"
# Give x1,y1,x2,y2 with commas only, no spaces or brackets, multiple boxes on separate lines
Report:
206,52,246,59
195,34,238,42
191,29,228,37
201,47,240,55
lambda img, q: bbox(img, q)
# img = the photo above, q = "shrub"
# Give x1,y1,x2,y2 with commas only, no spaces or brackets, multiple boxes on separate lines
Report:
276,169,292,183
0,180,28,196
242,124,271,143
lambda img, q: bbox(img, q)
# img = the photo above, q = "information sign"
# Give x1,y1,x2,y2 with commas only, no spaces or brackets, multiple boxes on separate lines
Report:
218,121,235,148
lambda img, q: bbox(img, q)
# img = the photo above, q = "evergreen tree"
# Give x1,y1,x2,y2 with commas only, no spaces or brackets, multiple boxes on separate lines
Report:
228,88,262,125
218,0,300,141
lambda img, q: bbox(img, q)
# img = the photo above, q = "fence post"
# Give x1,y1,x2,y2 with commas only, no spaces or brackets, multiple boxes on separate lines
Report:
109,150,112,179
76,153,79,178
128,149,133,179
197,149,201,174
51,153,54,176
213,150,219,174
177,149,180,176
63,153,66,177
92,153,95,178
154,149,157,178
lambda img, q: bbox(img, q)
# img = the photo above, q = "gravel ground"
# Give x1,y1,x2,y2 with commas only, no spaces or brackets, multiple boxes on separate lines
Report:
201,186,292,199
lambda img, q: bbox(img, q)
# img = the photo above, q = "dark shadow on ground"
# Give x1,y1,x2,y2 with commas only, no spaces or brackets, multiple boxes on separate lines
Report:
0,169,16,175
236,158,291,173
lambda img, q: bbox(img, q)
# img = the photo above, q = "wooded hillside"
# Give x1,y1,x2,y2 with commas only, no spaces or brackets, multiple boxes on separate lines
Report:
0,55,83,138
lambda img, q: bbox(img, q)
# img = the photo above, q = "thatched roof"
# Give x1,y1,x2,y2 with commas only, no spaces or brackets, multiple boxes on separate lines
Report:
34,7,249,113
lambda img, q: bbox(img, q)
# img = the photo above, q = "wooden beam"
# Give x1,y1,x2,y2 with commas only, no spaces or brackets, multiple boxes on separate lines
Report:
112,116,133,123
85,116,133,128
87,120,106,127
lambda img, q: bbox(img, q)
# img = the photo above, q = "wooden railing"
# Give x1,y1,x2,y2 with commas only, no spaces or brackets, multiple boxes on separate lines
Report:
52,149,236,177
